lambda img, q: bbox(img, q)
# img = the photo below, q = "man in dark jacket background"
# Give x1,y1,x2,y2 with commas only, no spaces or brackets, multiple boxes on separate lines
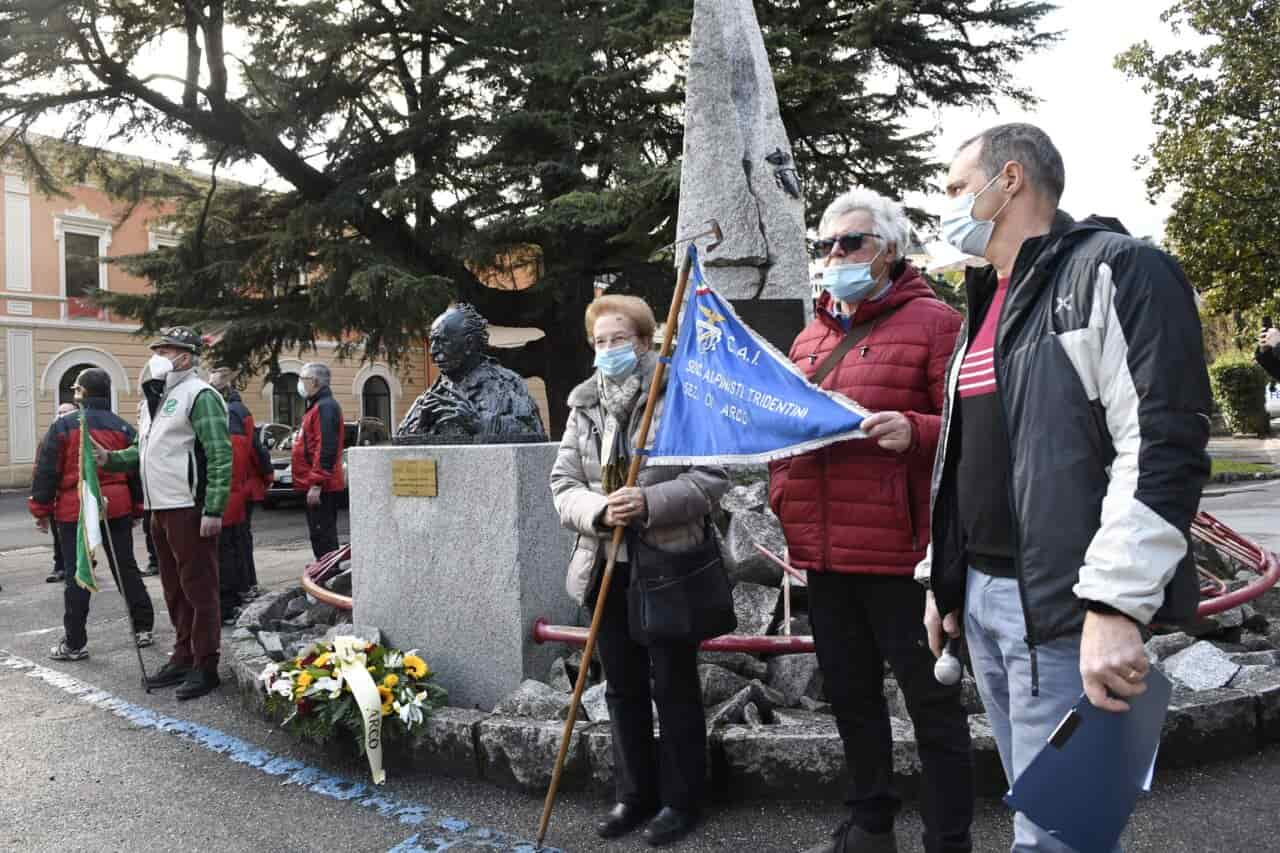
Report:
1257,325,1280,382
40,402,79,584
210,367,272,607
29,368,155,659
292,362,345,558
772,187,971,853
922,123,1211,851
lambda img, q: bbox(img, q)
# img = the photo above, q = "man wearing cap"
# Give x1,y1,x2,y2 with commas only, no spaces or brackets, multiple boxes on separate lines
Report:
30,370,154,659
96,327,232,700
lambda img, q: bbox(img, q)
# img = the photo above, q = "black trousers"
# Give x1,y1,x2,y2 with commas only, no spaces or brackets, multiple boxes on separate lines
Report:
594,562,706,811
51,526,65,575
305,491,341,559
58,517,155,649
806,572,974,853
218,522,246,613
142,510,159,567
241,502,259,589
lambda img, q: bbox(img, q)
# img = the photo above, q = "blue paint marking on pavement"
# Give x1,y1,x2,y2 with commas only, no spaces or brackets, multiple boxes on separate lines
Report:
0,651,562,853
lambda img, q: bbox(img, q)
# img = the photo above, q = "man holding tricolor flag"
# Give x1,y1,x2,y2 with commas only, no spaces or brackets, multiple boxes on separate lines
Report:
649,187,972,853
30,368,154,661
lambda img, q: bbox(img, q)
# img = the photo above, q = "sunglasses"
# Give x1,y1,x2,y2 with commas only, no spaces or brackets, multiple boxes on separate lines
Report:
810,231,883,259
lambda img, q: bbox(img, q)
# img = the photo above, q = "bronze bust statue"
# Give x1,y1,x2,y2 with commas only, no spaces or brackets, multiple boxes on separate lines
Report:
395,303,547,443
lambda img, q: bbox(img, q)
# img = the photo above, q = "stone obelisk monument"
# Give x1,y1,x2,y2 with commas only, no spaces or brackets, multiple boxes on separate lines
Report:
677,0,811,344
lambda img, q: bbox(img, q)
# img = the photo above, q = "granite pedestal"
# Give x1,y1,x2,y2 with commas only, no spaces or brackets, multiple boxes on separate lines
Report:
350,443,576,710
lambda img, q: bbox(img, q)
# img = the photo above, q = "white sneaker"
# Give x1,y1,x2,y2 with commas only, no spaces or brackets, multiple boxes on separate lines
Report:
135,631,154,648
50,640,89,661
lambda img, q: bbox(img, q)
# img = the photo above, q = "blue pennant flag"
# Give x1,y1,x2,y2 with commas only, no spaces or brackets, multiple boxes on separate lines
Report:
647,246,868,466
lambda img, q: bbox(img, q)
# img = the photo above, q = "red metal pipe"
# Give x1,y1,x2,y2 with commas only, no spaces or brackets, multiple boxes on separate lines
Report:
532,617,814,653
301,573,353,611
1192,510,1279,616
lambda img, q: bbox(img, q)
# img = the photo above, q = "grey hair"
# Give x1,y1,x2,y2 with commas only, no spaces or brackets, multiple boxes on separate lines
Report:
958,123,1065,205
301,362,331,387
818,187,912,256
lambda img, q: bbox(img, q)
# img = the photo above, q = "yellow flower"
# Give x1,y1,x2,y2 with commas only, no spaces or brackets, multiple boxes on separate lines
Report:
403,655,428,679
293,656,304,667
378,685,393,704
296,672,314,691
381,702,393,717
313,653,331,668
382,673,399,689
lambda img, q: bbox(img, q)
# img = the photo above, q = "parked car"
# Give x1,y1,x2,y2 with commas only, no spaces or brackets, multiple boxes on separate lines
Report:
260,417,390,508
1267,382,1280,420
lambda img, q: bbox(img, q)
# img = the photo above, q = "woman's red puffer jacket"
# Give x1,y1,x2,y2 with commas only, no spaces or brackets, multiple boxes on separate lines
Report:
769,262,961,576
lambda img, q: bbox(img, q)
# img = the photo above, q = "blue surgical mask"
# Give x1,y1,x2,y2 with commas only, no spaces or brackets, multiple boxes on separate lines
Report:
940,173,1010,257
594,343,639,378
824,250,884,304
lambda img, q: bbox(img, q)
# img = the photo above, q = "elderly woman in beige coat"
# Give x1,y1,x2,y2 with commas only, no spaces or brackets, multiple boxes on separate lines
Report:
550,294,728,847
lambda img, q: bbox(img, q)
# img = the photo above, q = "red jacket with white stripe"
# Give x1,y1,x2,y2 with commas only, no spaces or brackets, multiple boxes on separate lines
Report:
28,398,142,523
768,263,961,576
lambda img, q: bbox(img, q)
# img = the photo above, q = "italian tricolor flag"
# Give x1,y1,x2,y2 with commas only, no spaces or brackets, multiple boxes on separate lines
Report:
75,409,104,593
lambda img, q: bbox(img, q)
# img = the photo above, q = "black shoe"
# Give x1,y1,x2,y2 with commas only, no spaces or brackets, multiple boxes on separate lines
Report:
596,802,657,840
176,669,221,701
146,660,192,688
642,807,698,847
142,563,160,577
802,820,899,853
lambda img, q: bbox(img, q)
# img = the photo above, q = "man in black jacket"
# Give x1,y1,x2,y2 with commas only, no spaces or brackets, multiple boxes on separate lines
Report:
1258,326,1280,382
919,123,1211,851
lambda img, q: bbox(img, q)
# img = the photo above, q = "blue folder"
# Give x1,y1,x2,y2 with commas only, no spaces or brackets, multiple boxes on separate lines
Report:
1004,668,1173,853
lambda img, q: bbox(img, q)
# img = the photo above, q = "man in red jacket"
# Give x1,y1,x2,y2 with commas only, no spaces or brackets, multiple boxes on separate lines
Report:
292,362,345,558
29,368,155,659
772,188,972,853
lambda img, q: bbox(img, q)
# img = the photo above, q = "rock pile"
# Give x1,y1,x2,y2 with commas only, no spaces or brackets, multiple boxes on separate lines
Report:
227,481,1280,799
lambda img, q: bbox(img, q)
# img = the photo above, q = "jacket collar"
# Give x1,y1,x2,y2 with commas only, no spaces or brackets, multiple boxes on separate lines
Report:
567,349,660,410
226,389,242,403
80,397,110,411
814,261,935,332
306,384,333,410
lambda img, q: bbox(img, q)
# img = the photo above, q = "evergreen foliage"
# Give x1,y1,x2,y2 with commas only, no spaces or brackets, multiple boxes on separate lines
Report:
0,0,1055,431
1117,0,1280,332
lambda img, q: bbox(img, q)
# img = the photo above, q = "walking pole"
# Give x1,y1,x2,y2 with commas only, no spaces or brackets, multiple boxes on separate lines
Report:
99,502,152,693
535,221,721,849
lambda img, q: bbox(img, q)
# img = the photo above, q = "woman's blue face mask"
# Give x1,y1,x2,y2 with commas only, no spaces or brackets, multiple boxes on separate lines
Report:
824,248,884,304
594,342,639,378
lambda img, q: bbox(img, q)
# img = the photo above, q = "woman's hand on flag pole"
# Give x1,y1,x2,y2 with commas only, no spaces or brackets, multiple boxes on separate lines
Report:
604,486,648,526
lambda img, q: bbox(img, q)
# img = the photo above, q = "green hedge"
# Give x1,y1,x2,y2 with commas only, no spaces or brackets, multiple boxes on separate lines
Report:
1208,351,1269,437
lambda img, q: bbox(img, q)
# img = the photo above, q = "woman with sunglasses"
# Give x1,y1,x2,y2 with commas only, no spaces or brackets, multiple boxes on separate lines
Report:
770,188,973,853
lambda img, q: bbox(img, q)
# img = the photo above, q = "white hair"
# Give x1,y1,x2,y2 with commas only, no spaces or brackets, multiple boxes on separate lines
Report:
818,187,912,257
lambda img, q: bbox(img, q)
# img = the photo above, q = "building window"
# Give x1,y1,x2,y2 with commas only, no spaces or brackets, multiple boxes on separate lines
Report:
362,376,391,427
272,372,304,426
64,232,103,318
58,363,97,408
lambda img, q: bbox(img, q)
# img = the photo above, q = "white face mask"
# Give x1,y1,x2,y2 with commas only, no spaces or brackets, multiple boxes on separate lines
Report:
297,379,309,398
940,173,1011,258
147,353,175,381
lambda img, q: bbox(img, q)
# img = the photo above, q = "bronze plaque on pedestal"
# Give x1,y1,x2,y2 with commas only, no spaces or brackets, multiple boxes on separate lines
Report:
391,459,438,497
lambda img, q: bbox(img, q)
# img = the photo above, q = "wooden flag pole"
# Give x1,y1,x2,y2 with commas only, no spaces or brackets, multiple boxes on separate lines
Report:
535,222,720,849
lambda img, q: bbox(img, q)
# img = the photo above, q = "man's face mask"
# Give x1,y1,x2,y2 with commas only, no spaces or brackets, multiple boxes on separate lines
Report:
940,172,1011,258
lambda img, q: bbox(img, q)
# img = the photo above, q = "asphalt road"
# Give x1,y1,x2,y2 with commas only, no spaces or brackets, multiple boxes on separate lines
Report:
1,484,1278,852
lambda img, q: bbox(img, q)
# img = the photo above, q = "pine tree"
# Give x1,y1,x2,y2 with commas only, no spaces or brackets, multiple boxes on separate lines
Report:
0,0,1055,431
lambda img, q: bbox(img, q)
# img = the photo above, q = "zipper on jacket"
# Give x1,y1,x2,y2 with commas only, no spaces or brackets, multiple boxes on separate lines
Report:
993,265,1041,697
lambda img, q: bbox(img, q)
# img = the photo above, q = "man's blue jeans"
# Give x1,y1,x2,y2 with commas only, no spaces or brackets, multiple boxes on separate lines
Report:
963,567,1122,853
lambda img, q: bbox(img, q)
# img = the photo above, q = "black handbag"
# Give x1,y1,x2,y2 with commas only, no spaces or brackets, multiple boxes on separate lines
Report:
625,518,737,645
